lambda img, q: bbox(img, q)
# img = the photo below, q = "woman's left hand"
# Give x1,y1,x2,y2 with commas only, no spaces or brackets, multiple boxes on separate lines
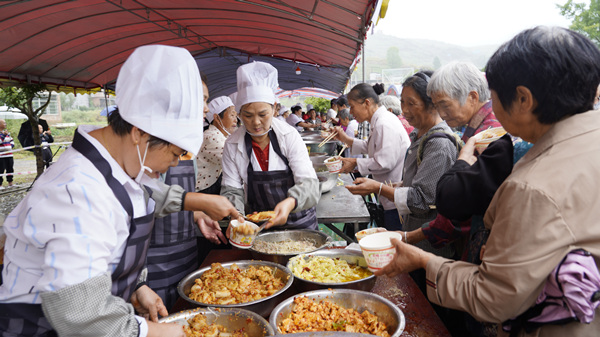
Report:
339,157,357,173
130,285,168,322
267,197,296,228
346,177,379,196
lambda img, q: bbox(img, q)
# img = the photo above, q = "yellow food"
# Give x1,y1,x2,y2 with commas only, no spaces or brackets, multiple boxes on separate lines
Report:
278,296,390,337
188,263,285,305
478,127,506,141
252,238,318,255
290,255,372,283
232,223,255,236
246,211,275,222
183,313,248,337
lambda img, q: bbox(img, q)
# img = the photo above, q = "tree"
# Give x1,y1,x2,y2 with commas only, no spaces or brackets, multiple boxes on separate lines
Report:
0,84,51,177
386,46,403,69
59,92,75,111
433,56,442,70
558,0,600,47
304,97,330,113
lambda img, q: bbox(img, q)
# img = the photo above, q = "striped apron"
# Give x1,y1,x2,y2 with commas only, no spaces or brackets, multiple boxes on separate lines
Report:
0,131,156,336
146,160,198,310
245,131,317,230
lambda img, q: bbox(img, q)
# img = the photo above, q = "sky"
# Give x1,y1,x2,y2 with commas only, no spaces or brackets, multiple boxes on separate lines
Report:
373,0,581,47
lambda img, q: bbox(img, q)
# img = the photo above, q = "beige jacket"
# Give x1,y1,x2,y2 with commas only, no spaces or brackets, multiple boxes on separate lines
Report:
426,111,600,336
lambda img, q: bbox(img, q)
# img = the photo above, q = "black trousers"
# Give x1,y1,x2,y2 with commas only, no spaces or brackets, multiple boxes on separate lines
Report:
0,157,14,184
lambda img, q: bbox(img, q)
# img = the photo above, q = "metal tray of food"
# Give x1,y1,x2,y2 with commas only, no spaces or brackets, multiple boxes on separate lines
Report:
249,230,332,266
159,307,275,336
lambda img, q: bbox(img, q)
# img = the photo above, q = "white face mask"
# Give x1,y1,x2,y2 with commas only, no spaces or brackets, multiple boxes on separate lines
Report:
135,141,153,185
246,127,271,137
216,117,231,136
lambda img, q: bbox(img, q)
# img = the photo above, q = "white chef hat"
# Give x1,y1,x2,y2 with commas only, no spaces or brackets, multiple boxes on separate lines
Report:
229,92,239,113
236,61,278,109
279,105,288,115
307,104,314,111
116,45,204,155
207,96,234,123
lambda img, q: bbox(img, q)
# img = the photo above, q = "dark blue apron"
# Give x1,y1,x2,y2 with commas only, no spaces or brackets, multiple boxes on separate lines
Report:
0,130,155,336
245,130,317,230
146,159,198,310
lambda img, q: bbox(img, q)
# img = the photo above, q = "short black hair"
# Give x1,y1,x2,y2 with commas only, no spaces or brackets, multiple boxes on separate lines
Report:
291,105,302,113
330,98,338,106
336,95,348,107
403,70,434,109
347,83,380,105
107,109,170,149
486,26,600,124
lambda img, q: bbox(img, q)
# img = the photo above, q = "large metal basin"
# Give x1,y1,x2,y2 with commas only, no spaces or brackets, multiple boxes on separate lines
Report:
269,289,405,336
305,141,337,156
286,249,376,292
159,307,275,336
177,260,293,318
249,230,332,266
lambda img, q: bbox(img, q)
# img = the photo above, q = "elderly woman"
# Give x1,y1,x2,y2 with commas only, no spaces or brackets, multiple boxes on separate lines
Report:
346,71,459,258
222,61,319,229
429,61,501,142
196,96,238,195
378,26,600,337
380,95,414,135
332,83,410,230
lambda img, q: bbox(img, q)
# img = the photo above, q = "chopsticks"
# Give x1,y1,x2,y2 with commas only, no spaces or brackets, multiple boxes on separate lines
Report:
318,131,337,148
337,144,348,157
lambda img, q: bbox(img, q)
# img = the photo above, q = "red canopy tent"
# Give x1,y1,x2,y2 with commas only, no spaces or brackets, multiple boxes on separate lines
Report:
0,0,380,95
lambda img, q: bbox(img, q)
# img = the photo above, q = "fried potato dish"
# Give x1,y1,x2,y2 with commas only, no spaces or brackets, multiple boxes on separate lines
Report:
246,211,275,222
183,313,248,337
188,263,285,305
290,255,372,283
278,296,390,336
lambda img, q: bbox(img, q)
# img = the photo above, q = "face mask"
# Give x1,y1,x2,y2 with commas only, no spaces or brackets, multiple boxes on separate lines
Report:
135,141,153,185
216,118,231,136
246,127,271,137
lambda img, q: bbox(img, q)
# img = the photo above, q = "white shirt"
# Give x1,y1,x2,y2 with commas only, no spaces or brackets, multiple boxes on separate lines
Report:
0,126,151,333
286,113,304,131
196,124,227,190
352,106,410,210
222,118,317,199
327,108,337,120
344,119,360,158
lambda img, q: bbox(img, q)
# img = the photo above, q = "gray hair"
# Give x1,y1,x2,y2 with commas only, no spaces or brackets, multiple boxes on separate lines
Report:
338,108,352,120
380,95,401,115
427,61,490,105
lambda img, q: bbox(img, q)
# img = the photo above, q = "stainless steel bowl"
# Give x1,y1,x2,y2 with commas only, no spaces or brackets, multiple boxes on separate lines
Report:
177,260,294,318
318,172,337,194
286,249,376,292
159,307,275,336
269,289,405,337
304,140,337,156
249,230,333,266
309,153,329,166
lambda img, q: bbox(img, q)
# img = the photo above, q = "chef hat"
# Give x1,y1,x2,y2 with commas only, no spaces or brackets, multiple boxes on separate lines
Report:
236,61,278,109
229,92,239,113
307,104,314,111
116,45,204,155
279,105,288,115
207,96,234,123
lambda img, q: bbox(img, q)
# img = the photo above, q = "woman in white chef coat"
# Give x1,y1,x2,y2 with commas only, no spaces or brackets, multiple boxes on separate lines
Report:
221,61,320,229
0,45,239,337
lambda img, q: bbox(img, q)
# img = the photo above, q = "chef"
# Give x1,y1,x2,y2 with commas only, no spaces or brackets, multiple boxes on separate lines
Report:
0,45,238,337
221,61,319,230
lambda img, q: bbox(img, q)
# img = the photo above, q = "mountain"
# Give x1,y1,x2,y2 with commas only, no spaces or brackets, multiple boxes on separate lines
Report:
362,32,500,70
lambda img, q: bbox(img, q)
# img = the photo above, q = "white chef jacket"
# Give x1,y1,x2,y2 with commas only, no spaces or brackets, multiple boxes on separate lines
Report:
222,118,317,199
286,113,304,132
351,106,410,210
0,125,151,334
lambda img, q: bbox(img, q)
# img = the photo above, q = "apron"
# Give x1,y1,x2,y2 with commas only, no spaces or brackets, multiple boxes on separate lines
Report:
0,130,155,336
146,159,198,310
245,131,317,230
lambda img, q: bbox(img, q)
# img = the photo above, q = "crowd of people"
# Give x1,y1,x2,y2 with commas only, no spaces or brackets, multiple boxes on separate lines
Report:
1,25,600,337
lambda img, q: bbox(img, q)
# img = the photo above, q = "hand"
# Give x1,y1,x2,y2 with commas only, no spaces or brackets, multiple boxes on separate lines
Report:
147,321,186,337
374,238,434,278
267,197,296,228
345,177,379,196
339,157,357,173
458,136,479,165
195,211,227,244
186,193,241,221
130,285,168,323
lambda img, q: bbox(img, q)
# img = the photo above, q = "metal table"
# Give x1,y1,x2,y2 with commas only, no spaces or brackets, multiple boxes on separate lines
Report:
316,174,370,244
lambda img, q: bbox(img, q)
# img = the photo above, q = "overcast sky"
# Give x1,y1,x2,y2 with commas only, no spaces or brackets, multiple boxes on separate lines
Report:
373,0,580,47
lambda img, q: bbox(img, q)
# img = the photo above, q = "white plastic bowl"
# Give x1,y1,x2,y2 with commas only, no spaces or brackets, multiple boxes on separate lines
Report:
229,219,259,249
359,231,402,272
